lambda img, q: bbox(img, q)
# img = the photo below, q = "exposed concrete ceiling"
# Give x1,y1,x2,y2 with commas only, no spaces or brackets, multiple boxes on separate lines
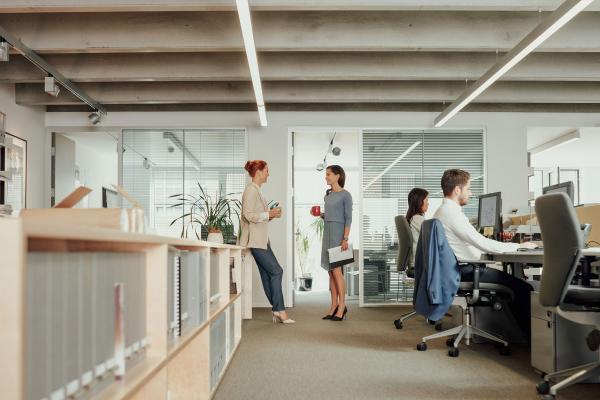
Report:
1,1,600,113
2,1,600,12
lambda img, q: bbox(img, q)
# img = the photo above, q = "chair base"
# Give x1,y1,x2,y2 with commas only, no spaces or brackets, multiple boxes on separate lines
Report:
418,306,509,356
394,310,442,330
394,310,417,329
537,361,600,397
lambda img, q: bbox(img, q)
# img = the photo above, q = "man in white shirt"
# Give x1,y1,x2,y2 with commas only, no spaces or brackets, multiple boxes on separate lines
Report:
434,169,536,338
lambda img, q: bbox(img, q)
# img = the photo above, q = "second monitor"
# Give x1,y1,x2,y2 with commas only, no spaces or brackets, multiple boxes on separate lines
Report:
478,192,502,237
542,181,575,204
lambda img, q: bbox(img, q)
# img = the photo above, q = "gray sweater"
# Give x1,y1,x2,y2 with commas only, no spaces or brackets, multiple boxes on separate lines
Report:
324,190,353,228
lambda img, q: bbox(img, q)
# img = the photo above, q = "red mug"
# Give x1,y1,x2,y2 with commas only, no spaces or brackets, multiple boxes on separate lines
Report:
310,206,321,217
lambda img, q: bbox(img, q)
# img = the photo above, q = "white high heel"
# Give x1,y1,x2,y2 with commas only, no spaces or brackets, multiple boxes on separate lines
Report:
272,311,296,324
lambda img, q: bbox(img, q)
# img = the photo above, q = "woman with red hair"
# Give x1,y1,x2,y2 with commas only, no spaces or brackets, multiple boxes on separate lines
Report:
240,160,295,324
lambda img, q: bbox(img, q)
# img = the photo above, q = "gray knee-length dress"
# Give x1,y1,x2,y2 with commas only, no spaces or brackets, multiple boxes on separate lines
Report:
321,189,353,271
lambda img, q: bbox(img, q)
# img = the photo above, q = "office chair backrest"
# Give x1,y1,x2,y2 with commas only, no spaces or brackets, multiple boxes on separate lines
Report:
535,193,583,307
395,215,413,272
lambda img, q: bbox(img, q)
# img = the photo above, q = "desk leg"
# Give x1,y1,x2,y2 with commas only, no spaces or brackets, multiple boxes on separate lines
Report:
512,263,526,279
581,257,592,287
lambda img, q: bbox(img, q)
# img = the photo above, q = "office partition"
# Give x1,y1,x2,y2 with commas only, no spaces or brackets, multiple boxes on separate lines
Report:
360,129,484,305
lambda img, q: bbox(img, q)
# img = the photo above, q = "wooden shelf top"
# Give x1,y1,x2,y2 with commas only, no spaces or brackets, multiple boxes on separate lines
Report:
5,217,246,251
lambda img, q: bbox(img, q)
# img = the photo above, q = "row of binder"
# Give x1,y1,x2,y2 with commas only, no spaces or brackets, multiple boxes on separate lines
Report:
27,252,147,400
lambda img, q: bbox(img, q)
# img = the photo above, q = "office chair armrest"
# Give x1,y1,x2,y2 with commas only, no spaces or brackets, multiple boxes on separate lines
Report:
458,259,498,265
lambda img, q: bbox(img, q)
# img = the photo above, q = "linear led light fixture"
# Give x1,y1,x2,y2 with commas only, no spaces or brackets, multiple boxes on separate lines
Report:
529,129,580,155
434,0,594,128
236,0,267,127
0,25,107,115
363,141,421,191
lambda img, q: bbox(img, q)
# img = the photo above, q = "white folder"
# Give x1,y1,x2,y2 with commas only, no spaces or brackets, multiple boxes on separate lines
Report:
328,244,354,267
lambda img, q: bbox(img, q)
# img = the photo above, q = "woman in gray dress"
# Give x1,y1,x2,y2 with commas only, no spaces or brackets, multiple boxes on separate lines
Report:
320,165,352,321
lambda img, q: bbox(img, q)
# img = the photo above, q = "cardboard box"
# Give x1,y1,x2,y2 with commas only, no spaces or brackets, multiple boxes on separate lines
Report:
575,204,600,246
509,214,536,226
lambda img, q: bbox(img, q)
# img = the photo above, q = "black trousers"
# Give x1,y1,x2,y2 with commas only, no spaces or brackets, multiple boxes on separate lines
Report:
460,265,533,338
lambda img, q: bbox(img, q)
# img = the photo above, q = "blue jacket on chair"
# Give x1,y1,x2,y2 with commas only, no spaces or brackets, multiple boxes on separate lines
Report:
413,219,461,321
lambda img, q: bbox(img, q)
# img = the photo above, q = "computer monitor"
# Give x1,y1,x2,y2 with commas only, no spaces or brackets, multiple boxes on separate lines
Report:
542,181,574,204
102,187,119,208
477,192,502,232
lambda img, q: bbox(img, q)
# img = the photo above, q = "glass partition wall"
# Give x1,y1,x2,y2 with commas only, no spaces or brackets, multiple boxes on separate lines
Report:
122,129,247,240
361,129,484,305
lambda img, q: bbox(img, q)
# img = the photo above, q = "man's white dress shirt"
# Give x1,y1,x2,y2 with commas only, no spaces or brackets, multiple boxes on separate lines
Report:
433,198,519,261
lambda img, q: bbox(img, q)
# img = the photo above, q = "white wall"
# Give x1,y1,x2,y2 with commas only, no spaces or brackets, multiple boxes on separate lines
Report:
293,130,360,291
0,84,46,208
45,110,600,307
64,133,119,208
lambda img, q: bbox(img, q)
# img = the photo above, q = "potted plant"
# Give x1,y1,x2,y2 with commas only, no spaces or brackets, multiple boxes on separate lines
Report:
295,225,312,291
295,217,325,291
169,182,241,243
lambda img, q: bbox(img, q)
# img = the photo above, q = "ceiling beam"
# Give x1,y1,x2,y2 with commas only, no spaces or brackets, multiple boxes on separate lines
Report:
434,0,595,127
15,81,600,106
4,52,600,83
2,11,600,53
44,103,600,113
0,24,106,114
2,1,600,13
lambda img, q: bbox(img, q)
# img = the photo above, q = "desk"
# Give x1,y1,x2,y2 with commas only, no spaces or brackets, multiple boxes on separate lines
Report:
486,247,600,284
487,247,600,263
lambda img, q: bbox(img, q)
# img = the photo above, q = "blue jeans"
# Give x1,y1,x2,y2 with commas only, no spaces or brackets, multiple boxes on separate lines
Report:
250,243,285,312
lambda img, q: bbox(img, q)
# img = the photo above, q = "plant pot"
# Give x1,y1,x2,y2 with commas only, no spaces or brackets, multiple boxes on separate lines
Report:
298,276,313,291
207,231,224,244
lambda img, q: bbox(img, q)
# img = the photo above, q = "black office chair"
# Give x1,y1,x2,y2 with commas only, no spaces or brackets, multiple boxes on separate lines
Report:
535,193,600,399
415,219,514,357
393,215,417,328
393,215,441,330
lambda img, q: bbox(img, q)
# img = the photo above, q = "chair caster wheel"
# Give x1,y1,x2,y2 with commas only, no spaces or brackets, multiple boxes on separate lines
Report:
448,347,459,357
416,342,427,351
435,322,443,331
499,346,511,356
446,337,455,347
536,381,550,395
394,319,403,329
428,319,436,325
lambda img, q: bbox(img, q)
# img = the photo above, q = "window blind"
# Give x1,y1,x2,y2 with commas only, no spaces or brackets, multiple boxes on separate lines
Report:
361,129,484,304
122,129,247,240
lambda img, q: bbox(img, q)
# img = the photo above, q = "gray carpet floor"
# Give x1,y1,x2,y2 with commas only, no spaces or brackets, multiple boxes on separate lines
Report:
213,291,598,400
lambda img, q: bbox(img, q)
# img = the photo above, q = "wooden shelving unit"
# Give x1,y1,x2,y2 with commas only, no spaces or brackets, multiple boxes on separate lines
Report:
0,217,253,400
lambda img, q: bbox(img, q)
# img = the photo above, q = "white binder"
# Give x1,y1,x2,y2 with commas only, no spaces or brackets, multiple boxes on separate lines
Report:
327,244,355,268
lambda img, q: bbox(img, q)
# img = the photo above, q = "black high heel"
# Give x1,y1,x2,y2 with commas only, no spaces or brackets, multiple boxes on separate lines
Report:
322,306,339,320
331,306,347,321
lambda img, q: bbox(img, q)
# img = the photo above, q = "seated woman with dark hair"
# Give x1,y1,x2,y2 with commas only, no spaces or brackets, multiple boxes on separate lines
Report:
406,188,429,267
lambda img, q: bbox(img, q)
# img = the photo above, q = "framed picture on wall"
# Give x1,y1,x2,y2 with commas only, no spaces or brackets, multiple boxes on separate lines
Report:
1,129,28,213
